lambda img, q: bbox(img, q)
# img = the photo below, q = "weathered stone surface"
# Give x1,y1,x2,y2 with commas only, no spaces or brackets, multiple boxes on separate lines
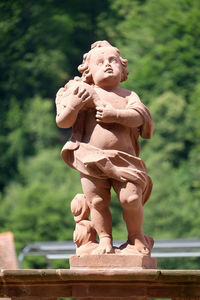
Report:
0,233,17,300
0,269,200,299
0,232,18,269
70,254,157,269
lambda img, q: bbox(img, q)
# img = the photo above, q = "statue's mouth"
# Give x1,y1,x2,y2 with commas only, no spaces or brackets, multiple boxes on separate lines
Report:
104,68,113,73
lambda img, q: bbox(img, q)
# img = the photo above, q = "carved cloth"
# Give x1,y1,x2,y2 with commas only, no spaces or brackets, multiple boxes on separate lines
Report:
61,97,154,206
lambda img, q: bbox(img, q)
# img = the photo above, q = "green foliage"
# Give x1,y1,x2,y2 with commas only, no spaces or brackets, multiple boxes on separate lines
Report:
0,1,73,100
6,96,57,154
139,91,200,241
0,148,82,255
0,0,109,188
157,257,200,270
143,92,186,166
101,0,200,102
0,95,58,189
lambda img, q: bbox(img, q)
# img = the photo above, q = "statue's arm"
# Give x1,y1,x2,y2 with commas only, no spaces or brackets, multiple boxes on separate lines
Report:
56,104,79,128
96,106,143,128
96,92,144,128
56,86,92,128
115,108,143,128
116,92,154,138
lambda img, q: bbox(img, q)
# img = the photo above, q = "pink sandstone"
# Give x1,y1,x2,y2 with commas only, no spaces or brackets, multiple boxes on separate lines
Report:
55,40,155,268
0,232,18,269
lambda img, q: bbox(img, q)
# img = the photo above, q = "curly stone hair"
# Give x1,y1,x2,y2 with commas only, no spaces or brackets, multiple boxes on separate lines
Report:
78,40,129,84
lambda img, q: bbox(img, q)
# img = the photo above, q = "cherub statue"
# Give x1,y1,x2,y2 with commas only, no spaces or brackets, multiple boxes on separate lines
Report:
56,41,154,256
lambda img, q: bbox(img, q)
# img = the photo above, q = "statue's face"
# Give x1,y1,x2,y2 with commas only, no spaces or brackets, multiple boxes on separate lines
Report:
89,47,122,89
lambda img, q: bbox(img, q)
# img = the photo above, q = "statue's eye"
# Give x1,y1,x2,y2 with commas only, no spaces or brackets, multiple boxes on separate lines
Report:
110,57,117,63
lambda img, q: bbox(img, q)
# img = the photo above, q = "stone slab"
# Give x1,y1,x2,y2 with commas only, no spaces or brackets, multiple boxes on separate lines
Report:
0,232,18,269
1,269,200,299
70,254,157,269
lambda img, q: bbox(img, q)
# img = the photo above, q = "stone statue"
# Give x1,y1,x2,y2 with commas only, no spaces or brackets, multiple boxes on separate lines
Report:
55,41,155,260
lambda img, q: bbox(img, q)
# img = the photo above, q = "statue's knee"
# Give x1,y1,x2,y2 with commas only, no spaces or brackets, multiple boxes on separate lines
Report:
120,193,140,209
91,196,106,210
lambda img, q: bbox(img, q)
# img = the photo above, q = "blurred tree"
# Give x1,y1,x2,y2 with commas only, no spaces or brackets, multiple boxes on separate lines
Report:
99,0,200,102
0,148,82,254
0,0,109,189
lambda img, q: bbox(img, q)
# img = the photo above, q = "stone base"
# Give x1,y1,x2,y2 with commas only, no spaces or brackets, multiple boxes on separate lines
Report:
70,254,157,270
0,232,18,269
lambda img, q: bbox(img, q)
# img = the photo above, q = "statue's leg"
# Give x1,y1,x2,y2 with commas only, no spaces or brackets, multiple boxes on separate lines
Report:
80,173,113,254
112,180,149,255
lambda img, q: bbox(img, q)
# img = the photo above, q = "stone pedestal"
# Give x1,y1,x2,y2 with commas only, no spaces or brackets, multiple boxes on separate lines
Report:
70,254,157,270
0,232,17,300
0,232,18,269
70,254,156,299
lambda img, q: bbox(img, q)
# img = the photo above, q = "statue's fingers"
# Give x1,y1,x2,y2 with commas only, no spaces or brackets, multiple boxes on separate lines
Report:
96,118,102,123
96,114,102,119
82,95,92,103
96,107,104,112
96,113,103,120
96,110,103,115
78,88,86,97
81,91,90,100
73,86,79,95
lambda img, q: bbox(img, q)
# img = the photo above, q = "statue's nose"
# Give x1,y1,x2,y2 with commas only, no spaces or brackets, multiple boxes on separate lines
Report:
105,62,111,67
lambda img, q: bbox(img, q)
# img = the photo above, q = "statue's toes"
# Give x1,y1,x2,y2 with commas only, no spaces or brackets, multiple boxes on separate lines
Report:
92,245,114,255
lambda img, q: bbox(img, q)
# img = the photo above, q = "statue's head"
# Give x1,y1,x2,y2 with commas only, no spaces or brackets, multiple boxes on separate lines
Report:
78,41,128,87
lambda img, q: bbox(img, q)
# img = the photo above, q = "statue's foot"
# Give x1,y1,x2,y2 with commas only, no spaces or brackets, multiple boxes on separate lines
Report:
92,237,114,255
120,234,154,255
76,242,99,256
130,233,150,255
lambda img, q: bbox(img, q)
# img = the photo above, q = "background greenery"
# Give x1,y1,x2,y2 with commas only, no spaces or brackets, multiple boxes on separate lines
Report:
0,0,200,269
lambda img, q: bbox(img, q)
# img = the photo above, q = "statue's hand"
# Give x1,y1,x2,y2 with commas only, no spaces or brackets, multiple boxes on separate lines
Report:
56,79,104,113
72,82,103,108
96,105,118,123
68,86,93,110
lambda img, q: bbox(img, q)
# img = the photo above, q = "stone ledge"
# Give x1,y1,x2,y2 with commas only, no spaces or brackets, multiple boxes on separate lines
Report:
0,269,200,299
1,269,200,282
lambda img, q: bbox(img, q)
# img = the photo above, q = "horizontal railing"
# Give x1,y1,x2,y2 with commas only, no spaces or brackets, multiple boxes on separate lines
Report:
18,238,200,268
